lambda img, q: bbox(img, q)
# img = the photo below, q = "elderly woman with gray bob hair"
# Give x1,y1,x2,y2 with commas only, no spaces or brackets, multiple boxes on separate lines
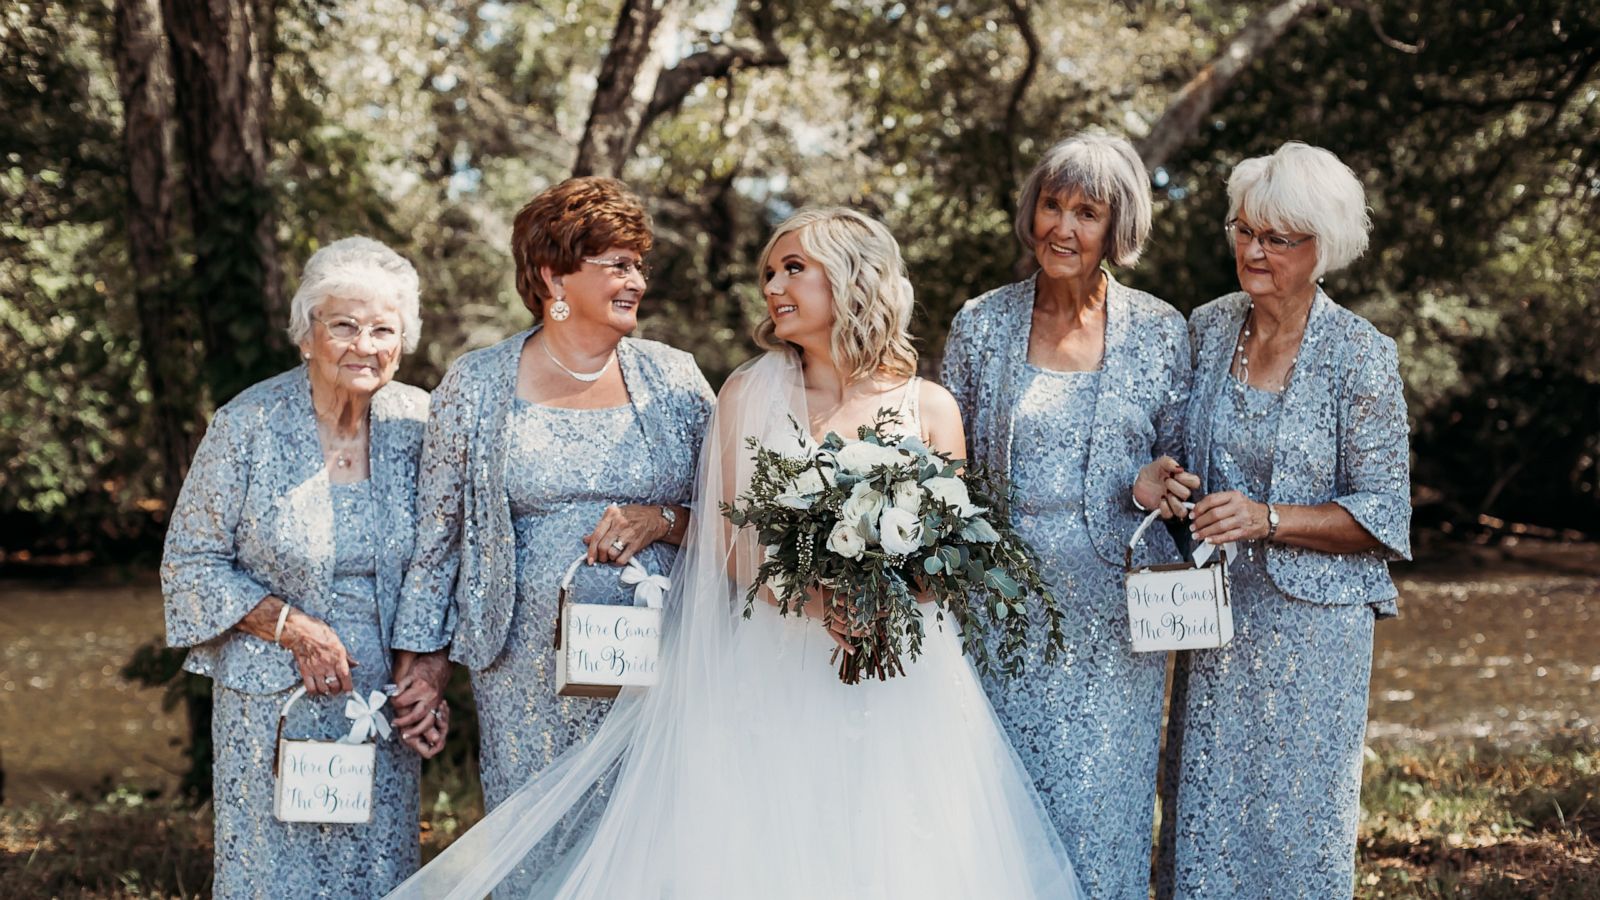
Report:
1153,142,1410,898
941,131,1193,899
162,236,432,897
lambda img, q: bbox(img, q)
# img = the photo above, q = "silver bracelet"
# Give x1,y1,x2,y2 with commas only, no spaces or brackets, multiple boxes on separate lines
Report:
1131,489,1151,513
272,603,293,645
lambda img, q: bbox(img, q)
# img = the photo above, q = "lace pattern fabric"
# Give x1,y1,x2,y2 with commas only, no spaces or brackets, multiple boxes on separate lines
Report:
211,481,421,899
472,399,689,895
1156,365,1382,899
980,366,1169,900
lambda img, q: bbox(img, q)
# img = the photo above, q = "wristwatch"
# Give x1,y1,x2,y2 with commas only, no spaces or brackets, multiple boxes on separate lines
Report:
1265,502,1280,541
659,505,678,534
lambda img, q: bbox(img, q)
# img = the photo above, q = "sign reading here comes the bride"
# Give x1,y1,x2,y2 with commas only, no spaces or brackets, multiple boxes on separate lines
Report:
1125,563,1234,652
556,603,662,697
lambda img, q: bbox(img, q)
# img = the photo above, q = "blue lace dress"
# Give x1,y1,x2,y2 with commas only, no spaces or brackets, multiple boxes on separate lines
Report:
981,365,1167,900
210,480,420,899
472,398,690,894
1159,378,1377,898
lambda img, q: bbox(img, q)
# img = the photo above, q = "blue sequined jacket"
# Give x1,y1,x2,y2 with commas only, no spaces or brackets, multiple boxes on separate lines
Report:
1185,290,1412,611
390,328,715,670
161,368,430,694
941,272,1192,568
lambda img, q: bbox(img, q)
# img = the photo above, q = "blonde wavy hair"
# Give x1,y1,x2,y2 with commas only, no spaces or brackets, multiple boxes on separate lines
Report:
753,207,918,381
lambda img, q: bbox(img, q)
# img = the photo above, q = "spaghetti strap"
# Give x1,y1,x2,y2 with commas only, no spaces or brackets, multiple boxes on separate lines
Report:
893,377,922,437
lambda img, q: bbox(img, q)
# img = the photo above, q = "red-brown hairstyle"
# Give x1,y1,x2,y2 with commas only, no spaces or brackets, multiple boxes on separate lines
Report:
511,176,654,319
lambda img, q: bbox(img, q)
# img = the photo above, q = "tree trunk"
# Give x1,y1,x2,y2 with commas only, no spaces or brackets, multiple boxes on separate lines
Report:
573,0,679,177
113,0,202,514
1138,0,1322,171
574,0,787,177
161,0,285,403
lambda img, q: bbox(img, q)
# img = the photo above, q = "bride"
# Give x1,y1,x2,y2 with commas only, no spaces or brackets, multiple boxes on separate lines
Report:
388,208,1083,899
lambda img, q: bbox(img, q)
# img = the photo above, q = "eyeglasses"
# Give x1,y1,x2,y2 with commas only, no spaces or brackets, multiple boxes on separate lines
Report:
1226,220,1314,254
313,315,403,347
583,256,652,282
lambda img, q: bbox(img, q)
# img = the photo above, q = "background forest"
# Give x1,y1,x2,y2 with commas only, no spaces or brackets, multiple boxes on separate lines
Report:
4,0,1597,561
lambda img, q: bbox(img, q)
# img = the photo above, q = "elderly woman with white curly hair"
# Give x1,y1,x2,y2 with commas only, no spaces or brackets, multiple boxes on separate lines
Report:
161,236,434,898
1153,142,1411,899
941,131,1194,899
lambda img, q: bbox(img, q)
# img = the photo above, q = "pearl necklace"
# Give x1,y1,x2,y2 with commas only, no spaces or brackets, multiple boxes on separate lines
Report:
1231,299,1312,398
542,336,614,383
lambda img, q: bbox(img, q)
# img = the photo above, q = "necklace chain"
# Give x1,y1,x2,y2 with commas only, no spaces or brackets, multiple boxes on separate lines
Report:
1232,299,1312,395
542,336,615,383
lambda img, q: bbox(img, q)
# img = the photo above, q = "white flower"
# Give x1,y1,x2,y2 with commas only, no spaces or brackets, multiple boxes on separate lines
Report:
826,521,867,560
776,466,830,509
840,482,887,528
923,475,981,517
878,507,924,556
835,441,907,475
890,477,923,514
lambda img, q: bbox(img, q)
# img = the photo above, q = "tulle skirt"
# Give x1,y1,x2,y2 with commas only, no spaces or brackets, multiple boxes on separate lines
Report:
534,603,1082,899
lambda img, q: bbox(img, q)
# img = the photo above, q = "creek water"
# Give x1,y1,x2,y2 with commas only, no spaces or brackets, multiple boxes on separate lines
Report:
1,548,1595,805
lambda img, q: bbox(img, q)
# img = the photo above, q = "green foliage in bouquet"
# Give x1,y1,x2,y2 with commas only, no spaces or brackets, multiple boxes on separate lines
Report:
723,411,1064,684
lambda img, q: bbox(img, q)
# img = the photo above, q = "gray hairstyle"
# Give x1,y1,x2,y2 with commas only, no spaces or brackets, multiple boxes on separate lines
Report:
286,236,422,352
1014,131,1153,269
1227,141,1372,279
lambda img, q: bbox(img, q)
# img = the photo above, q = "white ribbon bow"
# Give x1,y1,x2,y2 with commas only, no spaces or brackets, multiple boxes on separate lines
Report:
619,559,670,609
340,690,392,744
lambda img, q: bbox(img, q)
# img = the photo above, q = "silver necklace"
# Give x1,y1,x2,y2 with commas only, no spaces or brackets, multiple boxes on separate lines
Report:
541,336,614,383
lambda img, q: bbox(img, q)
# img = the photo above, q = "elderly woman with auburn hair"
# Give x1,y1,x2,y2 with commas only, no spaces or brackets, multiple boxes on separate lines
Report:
941,131,1195,899
1154,142,1411,899
161,236,431,897
388,176,713,891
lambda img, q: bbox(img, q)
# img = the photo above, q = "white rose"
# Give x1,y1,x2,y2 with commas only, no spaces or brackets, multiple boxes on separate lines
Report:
776,466,829,509
878,507,924,556
840,482,886,528
890,477,923,514
826,521,867,560
835,441,907,475
923,475,981,517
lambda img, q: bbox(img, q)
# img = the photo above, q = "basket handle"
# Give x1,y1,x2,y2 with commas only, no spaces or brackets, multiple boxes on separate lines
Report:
1124,502,1226,568
552,554,669,650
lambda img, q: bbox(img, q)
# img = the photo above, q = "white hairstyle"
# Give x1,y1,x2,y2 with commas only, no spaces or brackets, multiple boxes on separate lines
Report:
286,236,422,352
1227,141,1372,279
1015,131,1153,268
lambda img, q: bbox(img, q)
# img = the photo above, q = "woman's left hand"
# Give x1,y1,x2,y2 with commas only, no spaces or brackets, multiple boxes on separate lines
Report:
390,650,452,758
1189,490,1270,545
582,503,668,566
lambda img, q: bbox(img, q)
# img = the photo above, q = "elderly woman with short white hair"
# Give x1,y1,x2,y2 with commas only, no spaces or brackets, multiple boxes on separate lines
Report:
162,236,433,897
1153,143,1411,898
941,131,1194,899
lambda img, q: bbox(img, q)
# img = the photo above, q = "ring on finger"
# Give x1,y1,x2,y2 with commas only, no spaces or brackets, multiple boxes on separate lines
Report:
610,537,627,553
323,675,338,686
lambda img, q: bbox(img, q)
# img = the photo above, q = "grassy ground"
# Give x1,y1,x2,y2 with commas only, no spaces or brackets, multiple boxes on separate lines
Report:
3,739,1594,899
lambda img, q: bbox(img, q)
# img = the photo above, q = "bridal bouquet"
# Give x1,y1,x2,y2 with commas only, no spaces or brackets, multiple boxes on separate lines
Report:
723,412,1064,684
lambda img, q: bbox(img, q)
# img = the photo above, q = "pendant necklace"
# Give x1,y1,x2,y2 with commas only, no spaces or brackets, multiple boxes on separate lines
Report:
542,336,614,383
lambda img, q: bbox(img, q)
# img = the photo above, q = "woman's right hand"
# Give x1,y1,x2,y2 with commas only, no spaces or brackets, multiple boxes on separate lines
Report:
280,610,358,696
1134,456,1201,520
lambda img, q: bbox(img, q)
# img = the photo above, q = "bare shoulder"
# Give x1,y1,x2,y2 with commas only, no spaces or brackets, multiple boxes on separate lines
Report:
918,379,961,424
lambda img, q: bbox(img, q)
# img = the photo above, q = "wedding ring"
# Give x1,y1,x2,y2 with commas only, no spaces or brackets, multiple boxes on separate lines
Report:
431,707,444,720
323,675,338,686
610,538,627,552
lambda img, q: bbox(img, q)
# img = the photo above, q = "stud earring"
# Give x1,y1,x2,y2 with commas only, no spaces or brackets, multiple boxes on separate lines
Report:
548,296,571,322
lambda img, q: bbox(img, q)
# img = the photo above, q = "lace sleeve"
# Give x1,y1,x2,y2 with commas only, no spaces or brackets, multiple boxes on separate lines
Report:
1332,332,1412,560
160,405,271,647
391,362,474,651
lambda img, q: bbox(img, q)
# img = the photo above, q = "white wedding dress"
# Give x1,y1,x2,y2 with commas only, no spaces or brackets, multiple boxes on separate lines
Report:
387,351,1082,899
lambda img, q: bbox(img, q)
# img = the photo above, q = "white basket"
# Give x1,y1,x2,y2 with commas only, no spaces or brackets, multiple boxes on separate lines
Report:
272,685,388,823
553,556,666,698
1124,509,1234,652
